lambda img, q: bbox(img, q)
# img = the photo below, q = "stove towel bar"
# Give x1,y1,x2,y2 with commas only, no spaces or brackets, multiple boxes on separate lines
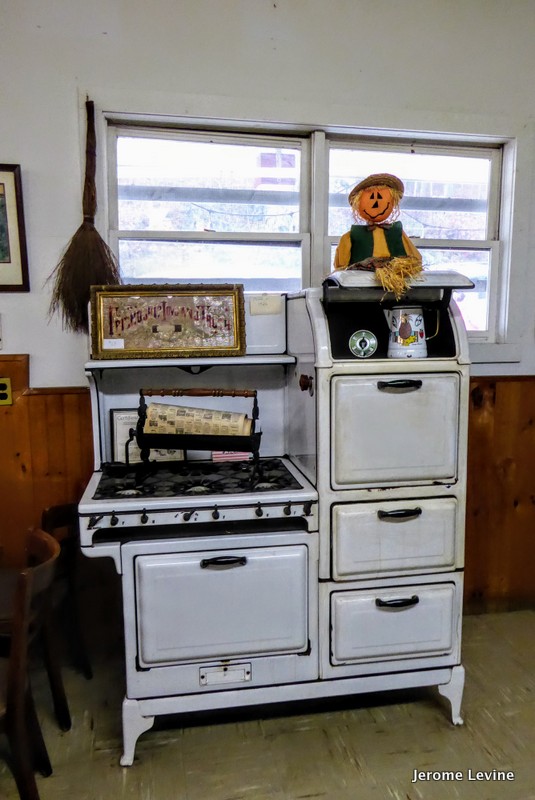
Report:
132,388,261,463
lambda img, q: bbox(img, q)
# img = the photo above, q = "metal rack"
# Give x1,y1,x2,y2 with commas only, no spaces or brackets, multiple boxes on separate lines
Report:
130,387,262,464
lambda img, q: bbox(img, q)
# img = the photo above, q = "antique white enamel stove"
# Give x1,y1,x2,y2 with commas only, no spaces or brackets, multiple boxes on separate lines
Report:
79,276,472,765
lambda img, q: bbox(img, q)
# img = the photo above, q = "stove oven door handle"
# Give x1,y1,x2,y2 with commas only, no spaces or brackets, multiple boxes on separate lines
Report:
200,556,248,570
376,379,423,392
377,507,422,522
375,595,420,609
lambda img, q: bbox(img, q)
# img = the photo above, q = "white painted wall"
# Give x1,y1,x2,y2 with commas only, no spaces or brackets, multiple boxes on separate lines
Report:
1,0,534,385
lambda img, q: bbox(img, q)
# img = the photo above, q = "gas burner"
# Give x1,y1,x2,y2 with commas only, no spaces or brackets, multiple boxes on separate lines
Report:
116,489,144,497
253,482,278,491
185,485,211,495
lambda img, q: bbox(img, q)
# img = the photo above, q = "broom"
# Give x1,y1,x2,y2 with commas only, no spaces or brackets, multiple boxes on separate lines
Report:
48,99,121,333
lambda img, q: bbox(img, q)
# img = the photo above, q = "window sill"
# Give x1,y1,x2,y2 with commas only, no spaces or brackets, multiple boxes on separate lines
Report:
468,341,520,365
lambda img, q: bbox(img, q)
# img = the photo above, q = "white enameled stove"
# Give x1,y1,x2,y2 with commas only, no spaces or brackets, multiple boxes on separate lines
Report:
79,277,472,765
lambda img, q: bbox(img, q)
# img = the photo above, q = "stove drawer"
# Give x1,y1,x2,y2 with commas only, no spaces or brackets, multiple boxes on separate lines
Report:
134,544,309,666
332,498,457,579
327,579,461,671
330,373,460,488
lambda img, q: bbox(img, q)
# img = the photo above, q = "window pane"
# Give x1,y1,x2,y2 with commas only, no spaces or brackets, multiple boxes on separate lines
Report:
117,137,301,234
119,240,302,293
421,248,490,332
329,148,492,240
329,244,489,332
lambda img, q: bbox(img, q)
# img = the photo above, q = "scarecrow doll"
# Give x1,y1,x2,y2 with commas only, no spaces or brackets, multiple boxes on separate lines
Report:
333,173,422,298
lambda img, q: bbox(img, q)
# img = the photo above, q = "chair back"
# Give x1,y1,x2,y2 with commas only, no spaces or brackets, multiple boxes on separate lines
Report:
39,503,93,684
7,529,61,708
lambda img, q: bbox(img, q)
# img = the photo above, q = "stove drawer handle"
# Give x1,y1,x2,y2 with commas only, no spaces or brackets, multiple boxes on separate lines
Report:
375,595,420,609
377,507,422,521
377,379,423,392
200,556,248,570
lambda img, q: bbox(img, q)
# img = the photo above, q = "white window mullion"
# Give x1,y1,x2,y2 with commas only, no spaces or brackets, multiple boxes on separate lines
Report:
309,131,327,287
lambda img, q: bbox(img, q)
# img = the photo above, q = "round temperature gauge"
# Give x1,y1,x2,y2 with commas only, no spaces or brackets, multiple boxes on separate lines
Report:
348,329,378,358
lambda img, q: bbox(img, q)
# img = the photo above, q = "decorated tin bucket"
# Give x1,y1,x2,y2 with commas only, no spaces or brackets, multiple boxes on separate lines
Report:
385,306,427,359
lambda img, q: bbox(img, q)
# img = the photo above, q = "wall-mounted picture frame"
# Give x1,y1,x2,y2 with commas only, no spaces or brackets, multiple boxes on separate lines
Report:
91,284,246,359
0,164,29,292
111,409,184,464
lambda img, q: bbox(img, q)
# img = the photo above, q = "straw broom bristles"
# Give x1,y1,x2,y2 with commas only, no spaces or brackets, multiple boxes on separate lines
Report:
48,99,121,333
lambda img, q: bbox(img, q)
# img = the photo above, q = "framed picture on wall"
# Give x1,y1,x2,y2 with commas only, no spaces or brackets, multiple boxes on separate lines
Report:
111,409,184,464
90,284,246,359
0,164,29,292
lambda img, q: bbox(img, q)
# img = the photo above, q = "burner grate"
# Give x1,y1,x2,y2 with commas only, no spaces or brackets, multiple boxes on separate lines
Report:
93,458,302,500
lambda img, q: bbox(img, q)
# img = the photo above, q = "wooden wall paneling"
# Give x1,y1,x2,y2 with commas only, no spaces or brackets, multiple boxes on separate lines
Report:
465,378,535,611
0,355,35,564
26,388,94,522
61,389,94,500
27,392,65,514
0,354,94,565
492,379,535,605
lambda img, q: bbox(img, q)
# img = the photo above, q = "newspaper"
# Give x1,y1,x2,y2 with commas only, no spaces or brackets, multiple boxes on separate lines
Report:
143,402,253,437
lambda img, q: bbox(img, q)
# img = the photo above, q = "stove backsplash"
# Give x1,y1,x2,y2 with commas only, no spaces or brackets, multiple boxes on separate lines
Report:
243,293,286,354
89,366,293,470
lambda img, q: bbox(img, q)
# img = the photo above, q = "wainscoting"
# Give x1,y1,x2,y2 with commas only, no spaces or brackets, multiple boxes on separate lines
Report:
0,355,93,564
1,354,535,608
465,377,535,611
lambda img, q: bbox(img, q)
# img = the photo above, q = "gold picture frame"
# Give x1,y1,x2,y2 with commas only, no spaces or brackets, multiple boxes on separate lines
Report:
90,284,246,359
0,164,29,292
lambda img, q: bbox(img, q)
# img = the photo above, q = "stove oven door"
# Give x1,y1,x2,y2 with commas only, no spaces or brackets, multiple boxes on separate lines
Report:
331,372,460,489
121,530,318,698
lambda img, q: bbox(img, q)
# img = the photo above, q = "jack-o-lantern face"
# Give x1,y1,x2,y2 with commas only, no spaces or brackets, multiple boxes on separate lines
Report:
358,186,394,223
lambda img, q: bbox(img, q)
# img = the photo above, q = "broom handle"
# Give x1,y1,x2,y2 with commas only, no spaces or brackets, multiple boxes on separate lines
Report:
82,100,97,222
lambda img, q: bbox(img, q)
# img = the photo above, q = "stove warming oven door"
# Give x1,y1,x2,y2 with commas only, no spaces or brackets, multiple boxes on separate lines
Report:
119,527,318,765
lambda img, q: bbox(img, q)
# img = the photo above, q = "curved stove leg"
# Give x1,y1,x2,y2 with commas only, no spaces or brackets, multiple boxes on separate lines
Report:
120,698,155,766
437,665,465,725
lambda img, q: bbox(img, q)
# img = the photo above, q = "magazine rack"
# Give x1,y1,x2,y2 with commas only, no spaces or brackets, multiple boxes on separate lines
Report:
130,388,261,464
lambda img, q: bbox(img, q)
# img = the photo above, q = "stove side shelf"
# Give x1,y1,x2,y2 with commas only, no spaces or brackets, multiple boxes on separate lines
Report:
85,355,296,370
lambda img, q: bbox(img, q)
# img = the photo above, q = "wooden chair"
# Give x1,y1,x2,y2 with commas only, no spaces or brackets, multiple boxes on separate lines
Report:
0,528,61,800
0,519,72,735
41,503,93,681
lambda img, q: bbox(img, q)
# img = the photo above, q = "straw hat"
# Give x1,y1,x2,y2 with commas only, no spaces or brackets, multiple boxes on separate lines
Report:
348,173,404,205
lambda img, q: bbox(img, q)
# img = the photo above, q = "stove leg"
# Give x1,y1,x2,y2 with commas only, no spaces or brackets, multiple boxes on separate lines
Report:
437,665,465,725
120,698,155,766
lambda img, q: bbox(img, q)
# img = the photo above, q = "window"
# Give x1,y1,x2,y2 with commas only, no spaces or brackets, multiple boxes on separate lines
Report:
108,128,309,293
327,142,502,337
107,123,504,340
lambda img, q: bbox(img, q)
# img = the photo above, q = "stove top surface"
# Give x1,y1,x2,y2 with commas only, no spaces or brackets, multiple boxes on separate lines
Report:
93,457,303,500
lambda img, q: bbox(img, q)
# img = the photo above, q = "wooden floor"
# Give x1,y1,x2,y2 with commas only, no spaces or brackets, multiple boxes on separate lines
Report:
2,610,535,800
